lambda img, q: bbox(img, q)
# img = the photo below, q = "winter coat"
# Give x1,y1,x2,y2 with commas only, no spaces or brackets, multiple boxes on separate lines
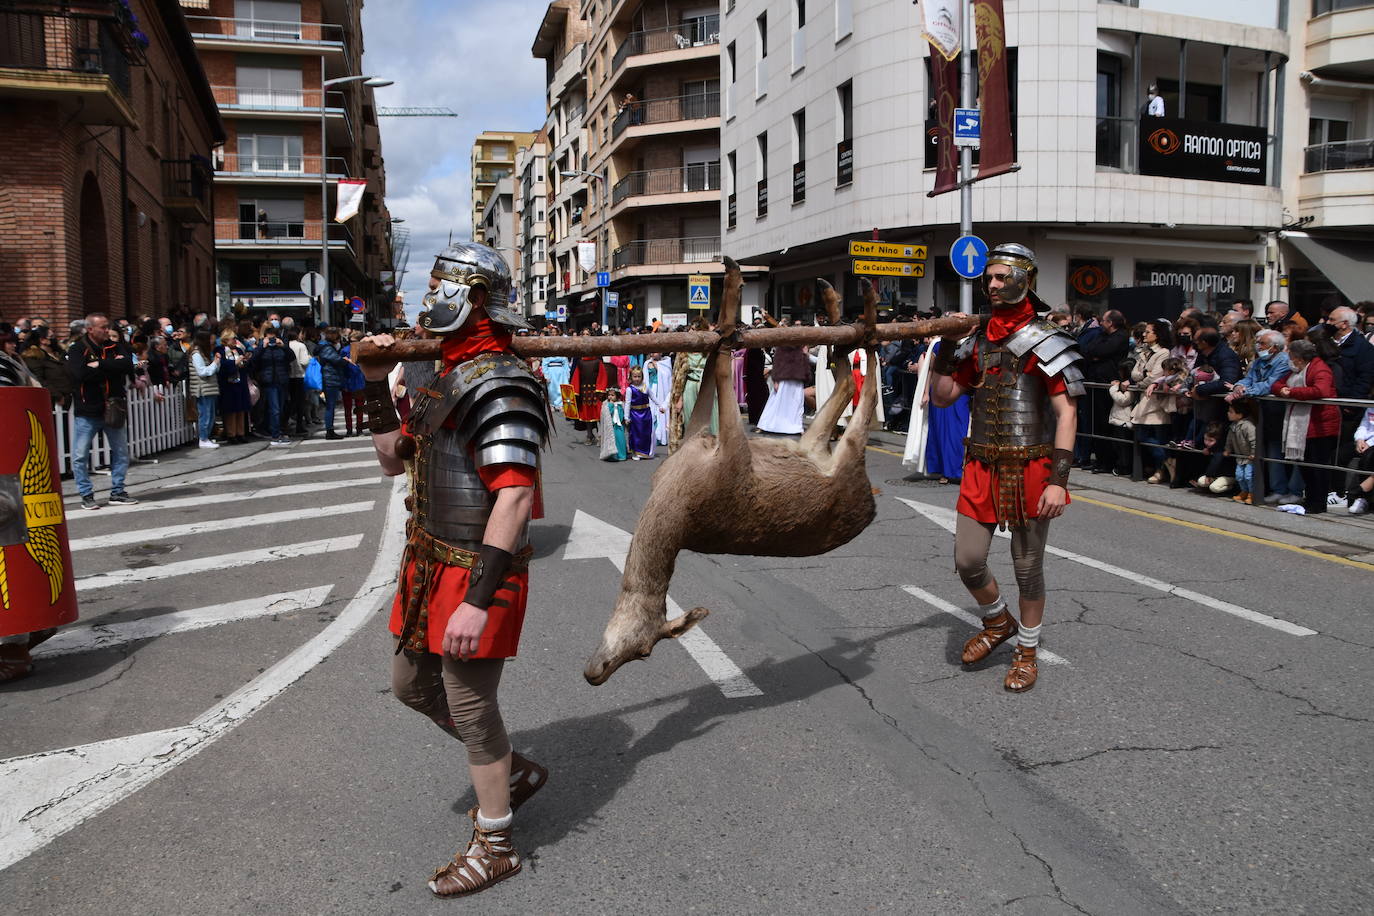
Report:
1129,344,1172,426
1234,349,1291,398
314,340,347,390
1335,330,1374,400
1272,357,1340,439
167,343,191,382
1078,326,1130,384
1225,418,1256,461
22,345,74,404
65,335,135,418
252,338,293,387
1107,382,1136,428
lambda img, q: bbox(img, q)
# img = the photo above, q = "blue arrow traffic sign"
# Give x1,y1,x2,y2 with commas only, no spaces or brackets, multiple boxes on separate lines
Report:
950,235,989,279
596,271,610,288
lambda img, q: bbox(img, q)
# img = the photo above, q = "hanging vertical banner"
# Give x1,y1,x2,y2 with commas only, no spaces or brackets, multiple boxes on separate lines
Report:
577,240,597,274
927,51,961,197
973,0,1014,180
334,178,367,222
920,0,961,61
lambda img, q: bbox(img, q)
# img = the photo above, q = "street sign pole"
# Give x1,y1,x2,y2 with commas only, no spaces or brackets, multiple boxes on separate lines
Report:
959,0,974,315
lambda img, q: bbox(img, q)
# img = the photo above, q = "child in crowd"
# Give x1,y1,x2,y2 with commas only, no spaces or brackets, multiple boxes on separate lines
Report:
1106,358,1137,475
625,366,656,460
1226,398,1258,504
1145,356,1191,446
599,386,628,461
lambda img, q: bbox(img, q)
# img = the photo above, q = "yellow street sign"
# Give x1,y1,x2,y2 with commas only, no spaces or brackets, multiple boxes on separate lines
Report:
848,241,927,261
852,259,925,277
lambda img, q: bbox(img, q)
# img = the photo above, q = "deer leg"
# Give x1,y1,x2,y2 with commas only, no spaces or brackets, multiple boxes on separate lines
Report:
799,352,854,458
683,351,720,440
826,349,879,473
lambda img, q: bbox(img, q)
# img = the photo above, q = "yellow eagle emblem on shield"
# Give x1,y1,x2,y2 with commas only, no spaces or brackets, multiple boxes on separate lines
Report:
0,411,65,608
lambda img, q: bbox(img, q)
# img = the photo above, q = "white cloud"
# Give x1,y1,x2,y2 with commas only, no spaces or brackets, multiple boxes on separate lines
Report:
361,0,550,317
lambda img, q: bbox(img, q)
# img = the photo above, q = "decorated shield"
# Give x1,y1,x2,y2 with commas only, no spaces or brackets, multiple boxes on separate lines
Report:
559,384,579,421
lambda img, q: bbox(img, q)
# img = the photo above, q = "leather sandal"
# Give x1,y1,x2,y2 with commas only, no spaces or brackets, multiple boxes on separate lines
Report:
961,609,1018,664
1004,645,1038,692
508,752,548,812
0,644,33,683
429,808,521,897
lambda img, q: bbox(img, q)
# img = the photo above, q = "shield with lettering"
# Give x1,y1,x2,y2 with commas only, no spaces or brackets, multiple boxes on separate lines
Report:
0,387,78,637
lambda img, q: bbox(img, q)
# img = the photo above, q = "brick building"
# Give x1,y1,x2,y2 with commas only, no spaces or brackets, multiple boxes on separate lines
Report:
184,0,393,326
0,0,224,328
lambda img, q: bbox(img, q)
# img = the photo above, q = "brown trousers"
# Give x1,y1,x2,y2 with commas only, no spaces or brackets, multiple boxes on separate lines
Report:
391,646,510,765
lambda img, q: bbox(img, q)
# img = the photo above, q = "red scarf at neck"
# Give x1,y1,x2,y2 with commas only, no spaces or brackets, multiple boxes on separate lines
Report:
439,315,512,370
986,299,1037,342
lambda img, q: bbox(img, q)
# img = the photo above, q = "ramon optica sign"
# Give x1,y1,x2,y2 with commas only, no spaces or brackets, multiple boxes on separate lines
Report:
1138,117,1267,186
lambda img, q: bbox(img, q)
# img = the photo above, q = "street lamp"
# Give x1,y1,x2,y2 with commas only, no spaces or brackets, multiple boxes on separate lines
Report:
560,169,609,327
318,69,392,325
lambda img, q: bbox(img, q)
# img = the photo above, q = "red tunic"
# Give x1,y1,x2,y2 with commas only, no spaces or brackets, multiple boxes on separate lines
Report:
569,358,609,422
949,307,1071,525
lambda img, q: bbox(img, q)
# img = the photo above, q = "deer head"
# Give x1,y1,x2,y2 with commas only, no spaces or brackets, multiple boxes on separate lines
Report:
583,589,708,685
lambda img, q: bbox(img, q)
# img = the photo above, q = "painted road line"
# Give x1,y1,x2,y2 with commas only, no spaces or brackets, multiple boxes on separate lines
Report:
901,585,1070,666
1072,492,1374,574
74,534,364,592
0,479,407,873
63,478,385,517
67,503,374,552
34,587,335,658
896,496,1317,638
266,445,376,460
200,459,379,482
564,510,763,699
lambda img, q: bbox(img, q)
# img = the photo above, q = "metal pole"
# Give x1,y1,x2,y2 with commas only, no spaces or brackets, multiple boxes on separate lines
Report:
319,55,329,326
959,0,974,315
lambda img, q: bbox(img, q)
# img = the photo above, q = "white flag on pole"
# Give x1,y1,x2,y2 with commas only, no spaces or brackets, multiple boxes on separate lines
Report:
334,179,367,223
920,0,961,62
577,240,597,274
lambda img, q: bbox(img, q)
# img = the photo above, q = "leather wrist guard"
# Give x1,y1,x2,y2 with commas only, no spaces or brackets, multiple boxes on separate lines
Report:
463,544,514,610
1049,448,1072,489
930,342,961,376
361,379,401,435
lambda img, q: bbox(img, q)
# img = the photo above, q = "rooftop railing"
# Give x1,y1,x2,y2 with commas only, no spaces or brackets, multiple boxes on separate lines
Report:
611,15,720,71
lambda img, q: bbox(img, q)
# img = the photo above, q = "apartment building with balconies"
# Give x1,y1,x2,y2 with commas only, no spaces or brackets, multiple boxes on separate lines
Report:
719,1,1369,324
0,0,224,327
471,130,538,243
514,135,552,320
185,0,392,325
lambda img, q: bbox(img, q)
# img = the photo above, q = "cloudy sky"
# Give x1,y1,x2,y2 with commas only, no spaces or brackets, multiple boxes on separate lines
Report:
360,0,551,319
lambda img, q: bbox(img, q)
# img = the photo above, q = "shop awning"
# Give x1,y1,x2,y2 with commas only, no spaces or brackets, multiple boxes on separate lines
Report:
1285,233,1374,304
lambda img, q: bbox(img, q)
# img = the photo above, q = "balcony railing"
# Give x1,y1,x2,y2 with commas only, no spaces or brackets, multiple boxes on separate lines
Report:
211,85,345,112
215,220,353,246
161,158,212,223
611,236,721,269
184,16,344,45
611,162,722,205
0,6,133,98
1304,139,1374,173
1312,1,1374,14
216,153,349,177
611,91,720,138
612,15,720,71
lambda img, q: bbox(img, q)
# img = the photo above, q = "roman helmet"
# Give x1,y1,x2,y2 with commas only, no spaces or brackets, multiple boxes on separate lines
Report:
980,241,1045,309
417,242,532,335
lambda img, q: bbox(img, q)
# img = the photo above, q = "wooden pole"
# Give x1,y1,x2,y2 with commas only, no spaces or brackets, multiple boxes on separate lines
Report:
354,315,977,365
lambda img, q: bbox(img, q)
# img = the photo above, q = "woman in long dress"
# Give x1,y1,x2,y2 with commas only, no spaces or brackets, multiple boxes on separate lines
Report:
646,353,673,446
757,342,809,434
599,387,628,461
542,354,571,413
626,366,656,459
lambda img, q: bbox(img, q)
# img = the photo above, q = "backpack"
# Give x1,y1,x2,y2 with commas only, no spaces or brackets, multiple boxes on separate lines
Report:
303,357,322,391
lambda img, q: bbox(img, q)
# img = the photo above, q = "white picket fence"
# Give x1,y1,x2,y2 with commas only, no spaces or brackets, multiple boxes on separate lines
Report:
52,385,198,475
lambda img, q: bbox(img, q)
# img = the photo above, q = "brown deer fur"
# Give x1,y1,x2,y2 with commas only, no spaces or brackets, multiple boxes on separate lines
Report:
584,258,881,685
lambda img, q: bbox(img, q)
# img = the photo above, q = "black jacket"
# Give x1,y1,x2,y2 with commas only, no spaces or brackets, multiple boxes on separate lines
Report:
65,335,135,417
252,338,294,387
1077,325,1130,384
1336,331,1374,400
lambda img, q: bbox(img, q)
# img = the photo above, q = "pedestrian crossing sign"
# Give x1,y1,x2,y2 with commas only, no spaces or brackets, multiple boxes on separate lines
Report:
688,274,711,309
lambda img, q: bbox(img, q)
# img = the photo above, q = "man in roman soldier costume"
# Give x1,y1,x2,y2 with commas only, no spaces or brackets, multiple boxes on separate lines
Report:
568,350,609,444
928,243,1084,692
360,242,550,897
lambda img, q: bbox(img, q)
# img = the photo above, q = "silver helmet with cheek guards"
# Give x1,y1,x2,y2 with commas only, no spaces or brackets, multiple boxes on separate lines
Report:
980,242,1040,309
418,242,531,334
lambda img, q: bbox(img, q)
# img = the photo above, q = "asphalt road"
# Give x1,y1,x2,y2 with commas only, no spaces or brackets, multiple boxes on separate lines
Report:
1,427,1370,915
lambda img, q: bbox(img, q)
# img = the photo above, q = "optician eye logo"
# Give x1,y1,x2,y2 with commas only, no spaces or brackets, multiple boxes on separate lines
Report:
1147,128,1181,156
1070,265,1109,297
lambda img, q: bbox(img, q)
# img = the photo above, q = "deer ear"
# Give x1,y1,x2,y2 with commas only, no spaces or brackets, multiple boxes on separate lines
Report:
663,606,709,639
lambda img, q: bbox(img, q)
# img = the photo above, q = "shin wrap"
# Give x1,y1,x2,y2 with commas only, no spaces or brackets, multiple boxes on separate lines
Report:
463,544,514,610
362,379,401,435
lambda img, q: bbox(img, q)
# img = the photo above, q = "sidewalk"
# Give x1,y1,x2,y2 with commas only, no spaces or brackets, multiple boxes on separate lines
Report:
865,427,1374,556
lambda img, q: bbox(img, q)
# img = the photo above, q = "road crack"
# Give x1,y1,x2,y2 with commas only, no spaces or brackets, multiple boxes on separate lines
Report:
1004,744,1222,772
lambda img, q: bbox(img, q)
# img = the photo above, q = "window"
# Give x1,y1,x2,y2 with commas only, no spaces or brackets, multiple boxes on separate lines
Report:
682,78,720,120
755,13,768,98
236,64,303,107
792,109,806,203
726,41,736,119
792,0,805,73
726,150,737,229
836,81,853,186
1096,53,1124,169
234,0,302,39
238,196,304,239
236,133,304,172
489,144,510,161
836,0,852,40
756,132,768,218
534,238,546,261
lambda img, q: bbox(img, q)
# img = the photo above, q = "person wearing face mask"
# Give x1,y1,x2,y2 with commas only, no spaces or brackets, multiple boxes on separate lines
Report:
1226,329,1297,504
928,243,1085,693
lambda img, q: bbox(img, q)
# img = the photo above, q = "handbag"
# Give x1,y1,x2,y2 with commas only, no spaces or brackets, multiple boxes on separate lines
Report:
248,379,261,405
104,395,128,429
344,361,367,392
303,357,322,391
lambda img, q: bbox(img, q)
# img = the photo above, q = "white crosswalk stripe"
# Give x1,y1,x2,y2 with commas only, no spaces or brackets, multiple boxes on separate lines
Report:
74,535,364,592
63,478,386,517
34,587,336,658
67,502,374,551
200,460,380,483
266,445,375,460
901,586,1071,666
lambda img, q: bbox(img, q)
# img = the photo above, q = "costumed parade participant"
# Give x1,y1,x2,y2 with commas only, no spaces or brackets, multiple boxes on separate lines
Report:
359,243,550,897
626,366,657,459
927,243,1084,692
569,350,608,444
